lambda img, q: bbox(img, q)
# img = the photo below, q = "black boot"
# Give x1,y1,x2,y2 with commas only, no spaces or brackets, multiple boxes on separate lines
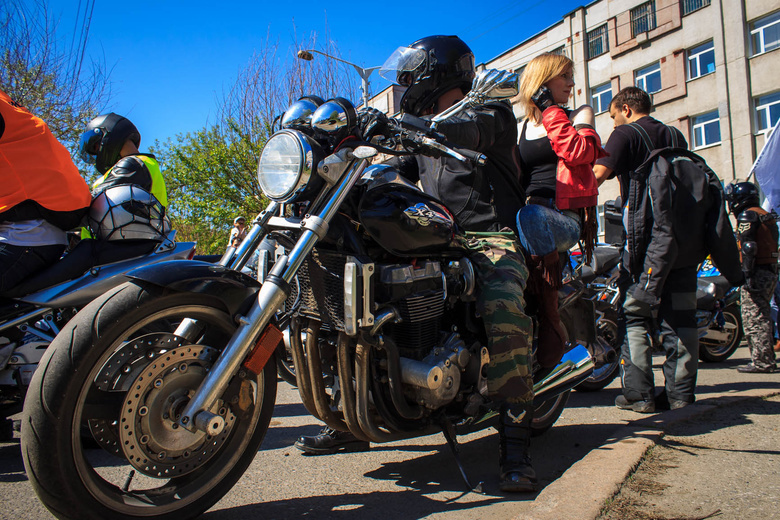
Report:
498,403,538,493
294,426,370,455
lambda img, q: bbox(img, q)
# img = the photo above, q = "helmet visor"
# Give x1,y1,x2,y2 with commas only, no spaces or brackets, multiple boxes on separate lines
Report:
379,46,426,85
79,128,103,164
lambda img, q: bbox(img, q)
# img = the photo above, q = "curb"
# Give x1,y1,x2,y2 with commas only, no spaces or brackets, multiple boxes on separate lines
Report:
519,387,780,520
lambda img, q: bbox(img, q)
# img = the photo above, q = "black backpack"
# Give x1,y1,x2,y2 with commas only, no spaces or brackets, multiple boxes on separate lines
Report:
625,124,742,284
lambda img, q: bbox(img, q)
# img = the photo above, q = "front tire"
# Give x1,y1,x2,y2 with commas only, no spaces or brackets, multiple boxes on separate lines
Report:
22,282,277,520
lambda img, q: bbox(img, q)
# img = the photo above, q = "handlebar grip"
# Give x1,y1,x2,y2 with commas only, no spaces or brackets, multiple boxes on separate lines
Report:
451,146,487,166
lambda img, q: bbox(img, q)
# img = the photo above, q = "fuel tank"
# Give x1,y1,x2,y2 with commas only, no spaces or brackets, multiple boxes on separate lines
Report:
358,165,466,257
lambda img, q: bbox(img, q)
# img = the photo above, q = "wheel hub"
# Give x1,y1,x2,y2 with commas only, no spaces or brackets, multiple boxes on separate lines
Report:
119,345,235,478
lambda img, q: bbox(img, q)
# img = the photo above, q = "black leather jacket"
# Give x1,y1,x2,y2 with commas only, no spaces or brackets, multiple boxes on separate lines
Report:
390,101,524,233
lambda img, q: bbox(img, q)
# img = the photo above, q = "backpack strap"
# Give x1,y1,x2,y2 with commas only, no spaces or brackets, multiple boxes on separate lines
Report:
628,122,655,155
665,125,680,149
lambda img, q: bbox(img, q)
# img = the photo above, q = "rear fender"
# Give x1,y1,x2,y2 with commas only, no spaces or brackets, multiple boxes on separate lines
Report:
125,260,261,316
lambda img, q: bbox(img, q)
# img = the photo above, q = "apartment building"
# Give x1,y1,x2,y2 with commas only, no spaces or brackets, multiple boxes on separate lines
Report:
370,0,780,217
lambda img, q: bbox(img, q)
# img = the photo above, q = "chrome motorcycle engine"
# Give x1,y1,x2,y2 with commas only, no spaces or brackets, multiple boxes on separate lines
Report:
399,332,471,409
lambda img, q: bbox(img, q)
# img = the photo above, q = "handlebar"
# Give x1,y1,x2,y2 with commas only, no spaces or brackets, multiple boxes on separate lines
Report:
386,113,487,166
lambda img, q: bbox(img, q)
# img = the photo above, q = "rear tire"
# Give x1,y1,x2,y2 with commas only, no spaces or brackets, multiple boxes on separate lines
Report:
22,281,277,520
531,390,569,436
699,303,743,363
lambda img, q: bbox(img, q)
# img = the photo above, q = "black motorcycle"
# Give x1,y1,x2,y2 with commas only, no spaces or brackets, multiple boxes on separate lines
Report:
21,69,595,519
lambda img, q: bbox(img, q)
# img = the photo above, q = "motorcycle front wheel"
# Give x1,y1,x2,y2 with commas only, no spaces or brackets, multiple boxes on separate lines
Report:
21,281,277,520
699,302,743,363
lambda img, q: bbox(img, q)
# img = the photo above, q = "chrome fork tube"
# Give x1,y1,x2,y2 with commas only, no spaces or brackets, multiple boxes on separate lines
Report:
179,160,368,434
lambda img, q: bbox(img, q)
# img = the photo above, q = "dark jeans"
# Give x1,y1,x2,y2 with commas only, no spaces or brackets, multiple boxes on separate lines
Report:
0,243,65,294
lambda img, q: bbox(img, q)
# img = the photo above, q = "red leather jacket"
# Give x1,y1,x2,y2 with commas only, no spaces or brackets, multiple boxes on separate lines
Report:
541,106,606,210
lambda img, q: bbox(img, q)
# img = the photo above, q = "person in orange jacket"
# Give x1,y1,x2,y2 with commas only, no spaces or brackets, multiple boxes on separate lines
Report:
0,89,91,294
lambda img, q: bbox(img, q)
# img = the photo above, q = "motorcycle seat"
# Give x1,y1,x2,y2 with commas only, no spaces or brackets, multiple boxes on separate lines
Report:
580,245,621,279
696,275,732,310
2,239,159,299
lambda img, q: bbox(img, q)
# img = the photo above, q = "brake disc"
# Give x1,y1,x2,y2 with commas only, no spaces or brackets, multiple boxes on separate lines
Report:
89,333,191,456
118,344,234,478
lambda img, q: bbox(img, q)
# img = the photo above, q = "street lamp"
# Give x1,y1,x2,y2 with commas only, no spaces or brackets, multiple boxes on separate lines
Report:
296,49,379,109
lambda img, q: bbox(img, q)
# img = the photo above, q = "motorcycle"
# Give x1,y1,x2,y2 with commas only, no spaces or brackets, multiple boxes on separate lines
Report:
0,230,196,437
573,245,743,393
21,68,595,519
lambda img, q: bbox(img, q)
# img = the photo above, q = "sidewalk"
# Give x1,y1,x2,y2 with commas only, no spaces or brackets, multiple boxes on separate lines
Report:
599,393,780,520
523,363,780,520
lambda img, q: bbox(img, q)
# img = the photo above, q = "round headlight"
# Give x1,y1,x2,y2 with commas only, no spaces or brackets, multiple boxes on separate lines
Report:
257,130,322,202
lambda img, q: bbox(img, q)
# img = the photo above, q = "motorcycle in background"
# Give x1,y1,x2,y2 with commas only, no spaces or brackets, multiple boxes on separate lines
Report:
573,245,743,393
0,222,195,439
21,68,595,519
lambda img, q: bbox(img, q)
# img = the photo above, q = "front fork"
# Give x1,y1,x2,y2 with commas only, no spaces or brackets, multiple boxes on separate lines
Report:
178,158,369,434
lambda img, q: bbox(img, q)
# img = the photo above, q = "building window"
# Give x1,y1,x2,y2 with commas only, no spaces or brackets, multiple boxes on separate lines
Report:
688,41,715,80
587,25,609,59
682,0,710,16
692,111,721,149
751,11,780,56
550,46,568,57
591,83,613,114
631,1,657,37
755,92,780,133
635,62,661,94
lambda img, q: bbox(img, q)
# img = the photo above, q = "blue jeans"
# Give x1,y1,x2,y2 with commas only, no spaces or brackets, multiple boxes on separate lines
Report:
0,243,64,294
516,203,580,257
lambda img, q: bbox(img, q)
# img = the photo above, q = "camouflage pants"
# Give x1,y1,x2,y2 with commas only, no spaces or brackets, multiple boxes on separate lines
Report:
740,267,778,370
465,232,533,405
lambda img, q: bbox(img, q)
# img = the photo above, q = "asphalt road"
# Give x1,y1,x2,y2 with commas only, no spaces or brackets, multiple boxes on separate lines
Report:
2,344,778,520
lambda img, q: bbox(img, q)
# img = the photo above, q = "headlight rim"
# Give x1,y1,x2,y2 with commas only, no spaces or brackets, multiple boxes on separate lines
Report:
257,129,322,203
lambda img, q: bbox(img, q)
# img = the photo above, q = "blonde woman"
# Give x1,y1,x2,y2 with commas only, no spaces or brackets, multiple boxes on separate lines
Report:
515,52,606,367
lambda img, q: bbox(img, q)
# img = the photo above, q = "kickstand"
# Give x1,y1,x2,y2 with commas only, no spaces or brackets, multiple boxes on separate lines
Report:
439,419,484,494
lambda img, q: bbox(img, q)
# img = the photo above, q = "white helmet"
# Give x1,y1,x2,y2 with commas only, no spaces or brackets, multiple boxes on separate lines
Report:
89,185,171,241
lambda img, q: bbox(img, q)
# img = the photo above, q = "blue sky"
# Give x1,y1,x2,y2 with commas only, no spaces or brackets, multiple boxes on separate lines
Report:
46,0,587,147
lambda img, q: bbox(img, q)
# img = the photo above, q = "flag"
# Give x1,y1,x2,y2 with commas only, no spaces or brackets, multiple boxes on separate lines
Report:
752,121,780,212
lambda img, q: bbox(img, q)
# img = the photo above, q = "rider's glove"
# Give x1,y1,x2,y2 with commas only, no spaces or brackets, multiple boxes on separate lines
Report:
359,108,392,141
531,85,557,113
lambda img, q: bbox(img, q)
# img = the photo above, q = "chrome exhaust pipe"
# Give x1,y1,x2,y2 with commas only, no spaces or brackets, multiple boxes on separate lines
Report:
533,344,594,405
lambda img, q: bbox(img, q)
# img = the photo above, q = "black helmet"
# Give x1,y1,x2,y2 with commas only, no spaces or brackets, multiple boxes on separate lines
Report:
725,181,761,214
396,35,475,116
79,113,141,174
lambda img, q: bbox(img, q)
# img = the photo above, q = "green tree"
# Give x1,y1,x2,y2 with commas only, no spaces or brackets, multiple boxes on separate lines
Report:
1,0,110,154
154,32,361,254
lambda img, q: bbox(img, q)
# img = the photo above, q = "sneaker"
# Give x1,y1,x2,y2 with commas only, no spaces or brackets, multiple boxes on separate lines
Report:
774,340,780,353
294,427,370,455
737,363,776,374
615,395,656,413
669,400,691,410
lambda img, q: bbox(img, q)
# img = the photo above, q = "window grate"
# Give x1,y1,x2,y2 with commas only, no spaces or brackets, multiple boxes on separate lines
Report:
587,25,609,59
631,1,657,37
682,0,710,16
